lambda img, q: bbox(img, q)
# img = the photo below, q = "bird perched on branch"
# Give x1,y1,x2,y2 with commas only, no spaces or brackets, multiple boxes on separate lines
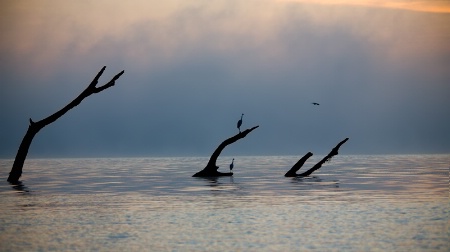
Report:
230,158,234,172
237,113,244,133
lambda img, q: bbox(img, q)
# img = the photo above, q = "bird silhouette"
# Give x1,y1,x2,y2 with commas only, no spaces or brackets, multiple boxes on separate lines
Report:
312,102,320,105
230,158,234,171
237,113,244,133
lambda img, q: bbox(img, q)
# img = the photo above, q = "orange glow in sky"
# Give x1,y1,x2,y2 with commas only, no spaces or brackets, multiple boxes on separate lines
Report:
276,0,450,13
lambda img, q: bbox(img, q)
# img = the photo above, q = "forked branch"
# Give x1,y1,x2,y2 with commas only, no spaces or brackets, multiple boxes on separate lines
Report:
285,138,349,177
7,66,125,184
193,126,259,177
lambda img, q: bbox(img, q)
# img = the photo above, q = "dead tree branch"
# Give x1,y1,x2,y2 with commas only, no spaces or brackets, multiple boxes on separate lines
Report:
7,66,125,184
193,126,259,177
285,138,349,177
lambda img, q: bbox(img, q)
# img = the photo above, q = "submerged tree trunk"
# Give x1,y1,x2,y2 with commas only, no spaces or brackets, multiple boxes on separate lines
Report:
7,66,125,184
285,138,349,177
193,126,259,177
284,152,313,177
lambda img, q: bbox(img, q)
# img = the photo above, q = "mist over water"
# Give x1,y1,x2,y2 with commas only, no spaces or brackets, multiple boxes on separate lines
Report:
1,1,450,158
0,155,448,251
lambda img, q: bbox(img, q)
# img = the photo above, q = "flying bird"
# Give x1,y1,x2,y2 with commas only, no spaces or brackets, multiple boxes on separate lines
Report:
237,113,244,133
229,158,234,171
312,102,320,105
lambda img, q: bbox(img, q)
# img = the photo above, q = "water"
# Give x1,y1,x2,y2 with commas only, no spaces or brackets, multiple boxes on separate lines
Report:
0,155,448,251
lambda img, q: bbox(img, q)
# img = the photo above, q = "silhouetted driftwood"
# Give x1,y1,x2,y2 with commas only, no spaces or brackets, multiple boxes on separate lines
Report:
7,66,125,184
193,126,259,177
284,152,313,177
285,138,349,177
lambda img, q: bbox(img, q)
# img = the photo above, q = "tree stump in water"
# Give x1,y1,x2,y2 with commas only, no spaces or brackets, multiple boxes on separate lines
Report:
285,138,349,177
7,66,125,184
193,126,259,177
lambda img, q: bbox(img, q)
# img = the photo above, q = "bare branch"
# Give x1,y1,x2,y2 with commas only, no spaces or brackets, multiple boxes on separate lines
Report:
88,66,106,89
285,138,349,177
94,70,125,93
8,67,125,184
193,126,259,177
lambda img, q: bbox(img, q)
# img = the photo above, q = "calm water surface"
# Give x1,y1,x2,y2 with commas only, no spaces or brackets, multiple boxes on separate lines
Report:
0,155,448,251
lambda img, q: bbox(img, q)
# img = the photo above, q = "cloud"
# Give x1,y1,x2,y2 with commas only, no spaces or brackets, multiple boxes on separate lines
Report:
1,0,449,157
276,0,450,13
3,0,447,76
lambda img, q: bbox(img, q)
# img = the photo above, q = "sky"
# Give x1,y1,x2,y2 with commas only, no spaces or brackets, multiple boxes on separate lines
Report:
1,0,449,158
